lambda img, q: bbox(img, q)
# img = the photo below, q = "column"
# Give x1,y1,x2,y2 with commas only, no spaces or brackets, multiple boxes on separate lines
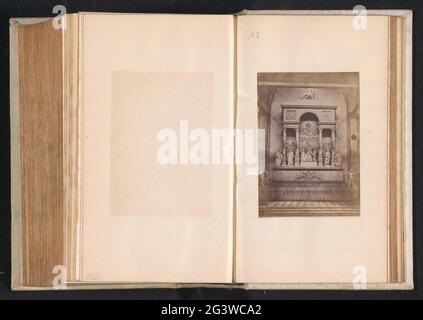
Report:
331,128,336,150
283,128,287,148
295,127,300,148
318,128,323,149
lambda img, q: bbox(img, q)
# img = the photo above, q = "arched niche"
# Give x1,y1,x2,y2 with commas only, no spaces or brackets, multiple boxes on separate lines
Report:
299,112,319,122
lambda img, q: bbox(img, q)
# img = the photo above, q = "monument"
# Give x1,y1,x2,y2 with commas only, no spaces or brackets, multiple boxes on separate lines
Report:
258,73,360,216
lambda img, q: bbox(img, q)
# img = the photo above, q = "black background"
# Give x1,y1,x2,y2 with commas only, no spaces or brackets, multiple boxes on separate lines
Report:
0,0,422,300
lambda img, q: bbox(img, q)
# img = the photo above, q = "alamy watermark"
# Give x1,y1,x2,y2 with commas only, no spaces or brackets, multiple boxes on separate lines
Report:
352,5,367,30
52,5,67,30
156,121,264,175
52,265,67,289
352,265,367,289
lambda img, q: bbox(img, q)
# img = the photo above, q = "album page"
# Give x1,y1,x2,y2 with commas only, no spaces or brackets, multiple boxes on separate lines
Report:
80,13,234,283
235,15,390,284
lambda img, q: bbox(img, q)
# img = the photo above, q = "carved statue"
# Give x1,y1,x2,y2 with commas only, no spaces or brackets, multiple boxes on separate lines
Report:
274,151,283,167
300,89,316,100
308,148,314,162
311,148,316,162
259,170,272,186
324,149,331,166
334,151,342,167
294,148,300,166
331,151,336,167
317,148,323,166
346,168,355,188
299,121,319,150
301,147,313,162
287,150,294,166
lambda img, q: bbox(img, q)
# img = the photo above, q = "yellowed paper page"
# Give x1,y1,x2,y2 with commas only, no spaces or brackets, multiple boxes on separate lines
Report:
81,13,234,283
236,15,389,284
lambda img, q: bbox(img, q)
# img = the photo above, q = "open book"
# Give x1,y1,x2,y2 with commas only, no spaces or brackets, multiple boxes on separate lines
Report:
10,11,413,290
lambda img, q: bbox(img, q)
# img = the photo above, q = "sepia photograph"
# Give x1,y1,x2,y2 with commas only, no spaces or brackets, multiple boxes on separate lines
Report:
258,73,360,217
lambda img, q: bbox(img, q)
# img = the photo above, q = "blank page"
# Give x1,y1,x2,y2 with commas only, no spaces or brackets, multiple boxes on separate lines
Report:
80,13,234,283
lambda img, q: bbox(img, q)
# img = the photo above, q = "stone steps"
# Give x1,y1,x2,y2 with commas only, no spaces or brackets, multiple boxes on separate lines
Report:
259,205,360,217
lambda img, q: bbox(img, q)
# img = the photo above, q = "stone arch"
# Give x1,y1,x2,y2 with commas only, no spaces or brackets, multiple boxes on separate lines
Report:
299,112,319,122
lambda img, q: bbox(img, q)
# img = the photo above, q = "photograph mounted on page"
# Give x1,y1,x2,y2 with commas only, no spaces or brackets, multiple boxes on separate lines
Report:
258,72,360,217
